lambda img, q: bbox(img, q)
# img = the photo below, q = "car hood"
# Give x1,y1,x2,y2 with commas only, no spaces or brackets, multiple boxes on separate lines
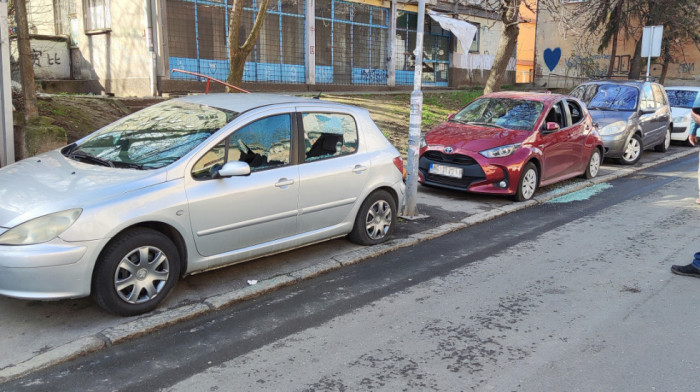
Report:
0,150,166,228
670,107,690,118
588,110,634,127
425,121,530,152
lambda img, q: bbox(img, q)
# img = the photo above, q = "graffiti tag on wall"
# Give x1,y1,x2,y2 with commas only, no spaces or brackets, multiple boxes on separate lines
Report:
31,49,62,67
679,62,695,74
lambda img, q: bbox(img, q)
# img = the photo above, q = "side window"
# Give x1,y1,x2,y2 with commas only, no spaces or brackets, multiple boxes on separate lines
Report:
230,114,292,170
544,101,565,129
191,114,292,179
640,84,656,111
302,113,358,161
566,100,584,125
651,84,667,107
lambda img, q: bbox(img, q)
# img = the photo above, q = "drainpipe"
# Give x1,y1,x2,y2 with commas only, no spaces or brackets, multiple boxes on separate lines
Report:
145,0,158,96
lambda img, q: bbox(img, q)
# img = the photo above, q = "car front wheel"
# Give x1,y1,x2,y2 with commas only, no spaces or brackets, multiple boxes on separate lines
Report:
348,189,396,245
513,162,538,202
654,126,671,153
92,228,180,316
619,134,642,165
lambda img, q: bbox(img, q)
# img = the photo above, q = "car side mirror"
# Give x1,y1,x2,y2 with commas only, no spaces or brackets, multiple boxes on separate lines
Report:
542,122,560,134
212,161,251,179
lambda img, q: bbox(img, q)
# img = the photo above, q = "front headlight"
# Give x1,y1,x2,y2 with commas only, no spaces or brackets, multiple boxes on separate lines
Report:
479,143,522,158
673,114,690,125
0,209,82,245
419,135,427,149
599,121,628,136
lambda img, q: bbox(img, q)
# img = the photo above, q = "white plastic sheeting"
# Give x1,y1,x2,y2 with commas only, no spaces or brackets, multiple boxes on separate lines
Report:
427,10,477,55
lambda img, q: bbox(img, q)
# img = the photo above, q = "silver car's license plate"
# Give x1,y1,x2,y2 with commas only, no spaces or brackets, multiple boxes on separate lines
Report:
429,163,462,179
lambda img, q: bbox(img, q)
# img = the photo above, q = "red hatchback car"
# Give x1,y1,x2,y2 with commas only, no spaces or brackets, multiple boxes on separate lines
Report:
419,92,604,201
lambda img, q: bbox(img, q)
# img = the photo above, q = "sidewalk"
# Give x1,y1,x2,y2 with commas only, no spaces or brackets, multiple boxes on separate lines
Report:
0,145,696,383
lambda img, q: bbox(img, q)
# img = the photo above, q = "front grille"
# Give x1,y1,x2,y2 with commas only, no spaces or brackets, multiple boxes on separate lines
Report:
423,151,477,165
419,153,486,190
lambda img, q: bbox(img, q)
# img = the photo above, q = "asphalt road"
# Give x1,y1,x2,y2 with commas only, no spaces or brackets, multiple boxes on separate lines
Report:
4,153,699,391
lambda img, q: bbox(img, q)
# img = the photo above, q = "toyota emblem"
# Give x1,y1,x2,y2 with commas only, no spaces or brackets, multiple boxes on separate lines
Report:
444,146,453,154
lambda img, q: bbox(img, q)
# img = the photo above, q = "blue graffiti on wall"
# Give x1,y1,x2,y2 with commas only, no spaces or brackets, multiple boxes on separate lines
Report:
565,54,611,69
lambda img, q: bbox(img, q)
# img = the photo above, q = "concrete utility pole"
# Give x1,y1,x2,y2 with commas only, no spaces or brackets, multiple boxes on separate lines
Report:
402,0,425,217
0,0,13,167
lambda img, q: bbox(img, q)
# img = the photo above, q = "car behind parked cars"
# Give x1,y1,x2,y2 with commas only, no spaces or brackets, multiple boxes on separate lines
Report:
569,80,671,165
419,91,604,201
0,94,406,316
665,86,700,144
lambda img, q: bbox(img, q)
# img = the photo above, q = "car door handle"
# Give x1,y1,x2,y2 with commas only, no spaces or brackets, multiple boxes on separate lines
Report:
275,178,295,188
352,164,367,174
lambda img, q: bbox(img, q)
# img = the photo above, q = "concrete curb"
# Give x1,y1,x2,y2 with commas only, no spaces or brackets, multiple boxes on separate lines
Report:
0,147,695,384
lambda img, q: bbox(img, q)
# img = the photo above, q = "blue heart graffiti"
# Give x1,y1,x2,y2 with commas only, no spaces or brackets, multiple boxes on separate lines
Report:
544,48,561,72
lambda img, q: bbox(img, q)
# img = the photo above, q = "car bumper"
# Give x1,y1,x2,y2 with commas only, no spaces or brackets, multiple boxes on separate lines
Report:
0,238,106,300
671,124,690,141
417,150,522,196
601,132,629,158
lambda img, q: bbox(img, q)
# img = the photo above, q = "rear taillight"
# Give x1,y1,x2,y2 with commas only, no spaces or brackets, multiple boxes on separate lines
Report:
393,156,406,179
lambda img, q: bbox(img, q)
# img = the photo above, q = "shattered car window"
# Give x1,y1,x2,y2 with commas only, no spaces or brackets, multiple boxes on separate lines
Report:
585,84,638,111
666,90,699,109
67,101,239,169
452,98,544,132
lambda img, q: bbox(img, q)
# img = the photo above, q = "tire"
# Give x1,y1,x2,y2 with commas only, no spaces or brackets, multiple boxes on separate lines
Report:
92,228,180,316
654,126,671,153
513,162,538,202
582,148,601,179
618,133,642,165
348,190,397,245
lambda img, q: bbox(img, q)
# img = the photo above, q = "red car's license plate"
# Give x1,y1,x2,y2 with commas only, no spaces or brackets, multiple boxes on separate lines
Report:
429,163,463,178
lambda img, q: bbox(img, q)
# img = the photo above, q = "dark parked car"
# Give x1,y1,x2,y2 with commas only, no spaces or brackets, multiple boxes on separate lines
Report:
569,80,671,165
419,92,604,201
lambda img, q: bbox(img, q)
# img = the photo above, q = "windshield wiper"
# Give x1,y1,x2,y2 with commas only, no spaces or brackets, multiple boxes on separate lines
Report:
112,161,146,170
467,121,507,129
68,149,115,168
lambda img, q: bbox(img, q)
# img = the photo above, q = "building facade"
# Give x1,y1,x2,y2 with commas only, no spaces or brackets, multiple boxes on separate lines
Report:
21,0,518,96
534,0,700,89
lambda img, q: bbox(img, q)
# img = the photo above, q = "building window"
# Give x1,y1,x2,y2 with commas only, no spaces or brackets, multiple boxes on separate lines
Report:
469,22,479,52
83,0,110,34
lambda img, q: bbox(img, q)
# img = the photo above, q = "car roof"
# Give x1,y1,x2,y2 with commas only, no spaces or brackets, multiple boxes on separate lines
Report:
175,93,355,113
482,91,566,104
577,79,651,88
665,86,700,92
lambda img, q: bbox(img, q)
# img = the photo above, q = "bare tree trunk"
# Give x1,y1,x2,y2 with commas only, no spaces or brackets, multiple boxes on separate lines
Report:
628,38,643,80
227,0,270,90
659,42,670,84
607,31,618,77
483,0,521,94
15,0,37,122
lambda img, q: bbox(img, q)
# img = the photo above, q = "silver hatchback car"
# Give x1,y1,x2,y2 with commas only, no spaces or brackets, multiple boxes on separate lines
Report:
0,94,405,316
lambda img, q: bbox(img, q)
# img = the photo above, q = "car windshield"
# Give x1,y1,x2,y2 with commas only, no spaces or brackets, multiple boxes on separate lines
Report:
451,98,544,131
66,101,239,169
666,90,699,109
583,84,638,111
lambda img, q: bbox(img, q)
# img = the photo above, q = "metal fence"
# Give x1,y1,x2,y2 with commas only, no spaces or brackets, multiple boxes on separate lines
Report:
166,0,451,86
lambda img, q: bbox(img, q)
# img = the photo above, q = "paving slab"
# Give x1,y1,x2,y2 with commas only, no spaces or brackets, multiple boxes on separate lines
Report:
0,145,696,383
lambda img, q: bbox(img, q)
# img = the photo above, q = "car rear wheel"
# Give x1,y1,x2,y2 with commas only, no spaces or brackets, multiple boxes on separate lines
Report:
619,134,642,165
92,228,180,316
654,126,671,153
513,162,538,202
348,190,396,245
582,148,601,179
